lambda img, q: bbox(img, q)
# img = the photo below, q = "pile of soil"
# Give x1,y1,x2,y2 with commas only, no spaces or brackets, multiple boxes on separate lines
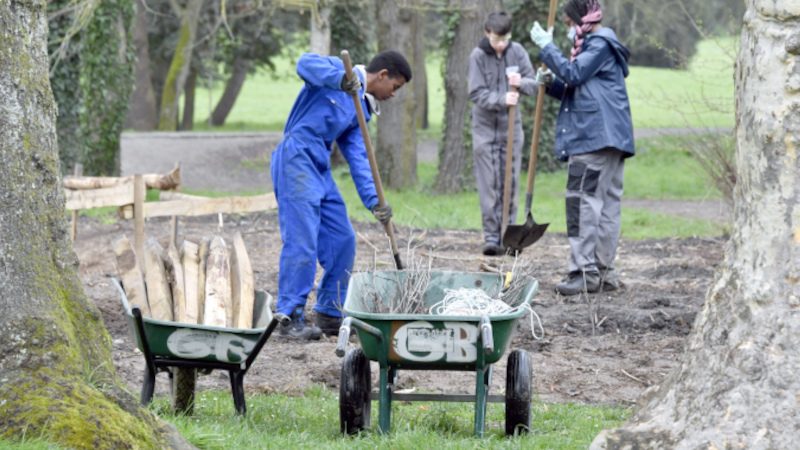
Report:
74,212,724,408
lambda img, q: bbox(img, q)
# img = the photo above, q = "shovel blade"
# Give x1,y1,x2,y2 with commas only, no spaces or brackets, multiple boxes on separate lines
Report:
503,213,549,252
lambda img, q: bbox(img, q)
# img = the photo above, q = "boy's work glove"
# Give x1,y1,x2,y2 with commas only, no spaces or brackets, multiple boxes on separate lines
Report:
341,73,362,95
529,21,553,48
371,203,393,225
534,67,554,86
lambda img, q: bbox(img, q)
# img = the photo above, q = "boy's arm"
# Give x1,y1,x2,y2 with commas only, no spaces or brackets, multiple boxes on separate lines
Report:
468,50,504,111
296,53,346,89
336,123,379,210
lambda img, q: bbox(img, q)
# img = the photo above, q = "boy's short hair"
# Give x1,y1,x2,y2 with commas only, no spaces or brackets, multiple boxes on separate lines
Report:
367,50,413,82
484,11,512,35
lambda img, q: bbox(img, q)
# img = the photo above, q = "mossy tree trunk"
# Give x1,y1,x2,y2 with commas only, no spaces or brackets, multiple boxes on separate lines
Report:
376,0,417,189
0,2,191,448
126,0,159,131
434,0,499,193
592,1,800,448
158,0,204,131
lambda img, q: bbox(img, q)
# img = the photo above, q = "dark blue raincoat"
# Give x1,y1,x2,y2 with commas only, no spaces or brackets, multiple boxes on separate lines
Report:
270,53,377,319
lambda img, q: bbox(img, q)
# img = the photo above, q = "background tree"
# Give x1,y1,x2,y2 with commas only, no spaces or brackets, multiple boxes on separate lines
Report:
0,1,190,447
127,0,159,130
375,0,419,189
591,0,800,447
434,0,499,193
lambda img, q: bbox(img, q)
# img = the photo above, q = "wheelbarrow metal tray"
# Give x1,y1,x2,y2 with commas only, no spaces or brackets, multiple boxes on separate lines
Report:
343,270,538,370
114,278,273,365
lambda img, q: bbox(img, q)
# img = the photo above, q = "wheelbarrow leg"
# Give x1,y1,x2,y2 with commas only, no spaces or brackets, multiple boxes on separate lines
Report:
141,364,156,406
229,370,247,416
474,366,491,437
377,366,394,434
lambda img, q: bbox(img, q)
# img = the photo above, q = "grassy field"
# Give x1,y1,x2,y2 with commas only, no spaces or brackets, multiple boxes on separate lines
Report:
192,37,736,132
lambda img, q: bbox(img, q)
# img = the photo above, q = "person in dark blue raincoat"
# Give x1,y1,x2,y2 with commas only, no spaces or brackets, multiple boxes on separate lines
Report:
529,0,634,296
271,51,412,339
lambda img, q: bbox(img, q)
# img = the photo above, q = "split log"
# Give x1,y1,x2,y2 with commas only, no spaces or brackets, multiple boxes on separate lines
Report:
112,235,150,315
230,232,254,328
197,238,209,324
180,240,201,324
64,178,134,211
144,192,277,218
164,242,187,323
63,164,181,191
203,236,230,327
143,238,173,321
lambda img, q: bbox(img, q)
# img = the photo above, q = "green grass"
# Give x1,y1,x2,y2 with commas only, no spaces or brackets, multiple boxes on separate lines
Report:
337,134,727,239
154,388,628,449
192,37,736,132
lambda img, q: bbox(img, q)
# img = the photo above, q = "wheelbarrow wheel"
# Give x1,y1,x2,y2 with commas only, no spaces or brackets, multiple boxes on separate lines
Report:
340,348,371,434
171,367,197,415
505,349,532,436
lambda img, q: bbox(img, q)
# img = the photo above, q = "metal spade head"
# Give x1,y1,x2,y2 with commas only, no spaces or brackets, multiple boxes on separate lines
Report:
503,213,549,253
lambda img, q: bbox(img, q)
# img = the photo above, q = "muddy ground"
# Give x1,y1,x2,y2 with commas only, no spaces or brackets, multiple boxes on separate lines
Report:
74,211,725,409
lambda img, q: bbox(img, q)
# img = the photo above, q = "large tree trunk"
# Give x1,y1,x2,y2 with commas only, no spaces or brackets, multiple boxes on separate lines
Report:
434,0,498,193
310,2,332,54
209,56,251,126
181,69,196,131
413,11,428,130
158,0,204,131
375,0,417,189
0,2,189,448
126,0,158,131
592,1,800,448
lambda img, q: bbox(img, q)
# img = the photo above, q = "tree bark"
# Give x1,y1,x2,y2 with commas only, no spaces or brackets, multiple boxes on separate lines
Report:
310,2,332,55
209,56,251,126
592,1,800,448
181,69,196,131
158,0,204,131
434,0,498,193
0,1,190,448
376,0,417,189
126,0,158,131
413,10,428,130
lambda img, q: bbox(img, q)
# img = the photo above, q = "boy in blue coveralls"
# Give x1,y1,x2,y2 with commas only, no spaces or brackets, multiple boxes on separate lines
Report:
271,51,412,339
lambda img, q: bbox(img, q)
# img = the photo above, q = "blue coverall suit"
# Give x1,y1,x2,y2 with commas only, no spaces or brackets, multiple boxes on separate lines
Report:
270,53,378,320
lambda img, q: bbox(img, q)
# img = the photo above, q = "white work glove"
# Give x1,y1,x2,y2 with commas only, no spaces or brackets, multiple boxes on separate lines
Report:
505,91,519,106
507,72,521,88
534,67,554,86
340,73,362,95
529,21,553,49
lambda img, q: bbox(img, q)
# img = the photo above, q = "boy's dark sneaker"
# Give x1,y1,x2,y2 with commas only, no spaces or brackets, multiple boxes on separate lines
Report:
599,267,621,292
555,271,601,296
314,312,343,336
482,243,504,256
279,307,322,340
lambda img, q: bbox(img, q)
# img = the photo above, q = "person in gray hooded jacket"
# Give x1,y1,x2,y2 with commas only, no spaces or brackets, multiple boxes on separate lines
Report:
530,0,635,295
468,11,538,256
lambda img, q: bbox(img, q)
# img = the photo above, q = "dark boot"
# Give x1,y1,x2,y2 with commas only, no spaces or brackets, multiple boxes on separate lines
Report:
279,307,322,340
555,271,601,296
314,312,343,336
482,242,504,256
598,267,622,292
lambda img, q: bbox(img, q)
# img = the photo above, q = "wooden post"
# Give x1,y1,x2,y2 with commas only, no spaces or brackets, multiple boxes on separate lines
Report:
133,174,145,269
70,164,83,241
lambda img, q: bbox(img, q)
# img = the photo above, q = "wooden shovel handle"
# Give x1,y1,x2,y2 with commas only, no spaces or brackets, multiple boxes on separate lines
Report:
501,87,518,235
341,50,403,270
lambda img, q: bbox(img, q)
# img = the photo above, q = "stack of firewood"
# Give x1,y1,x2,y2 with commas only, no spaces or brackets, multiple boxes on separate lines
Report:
113,232,255,329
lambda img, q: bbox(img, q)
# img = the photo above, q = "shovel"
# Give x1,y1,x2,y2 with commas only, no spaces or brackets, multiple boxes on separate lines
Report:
341,50,403,270
502,0,558,253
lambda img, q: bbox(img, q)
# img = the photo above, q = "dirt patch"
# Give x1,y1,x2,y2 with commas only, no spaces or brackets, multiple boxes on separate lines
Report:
74,212,724,408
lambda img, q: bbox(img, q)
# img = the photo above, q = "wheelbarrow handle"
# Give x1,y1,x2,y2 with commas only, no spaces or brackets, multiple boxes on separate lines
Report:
479,315,494,355
335,317,353,357
275,313,291,327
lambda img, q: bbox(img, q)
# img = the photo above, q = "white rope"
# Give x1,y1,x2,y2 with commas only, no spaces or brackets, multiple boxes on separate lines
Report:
428,288,544,340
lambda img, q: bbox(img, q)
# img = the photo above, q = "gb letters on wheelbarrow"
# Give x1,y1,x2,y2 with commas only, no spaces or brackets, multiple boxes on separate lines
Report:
112,278,279,416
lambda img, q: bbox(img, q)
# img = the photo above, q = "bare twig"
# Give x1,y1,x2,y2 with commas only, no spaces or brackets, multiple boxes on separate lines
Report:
621,369,650,386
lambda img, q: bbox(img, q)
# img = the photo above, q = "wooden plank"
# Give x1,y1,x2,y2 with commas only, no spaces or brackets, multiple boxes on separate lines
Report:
230,232,254,329
112,235,150,315
143,238,173,321
164,242,187,323
64,178,134,210
63,164,180,190
143,193,277,218
197,238,209,324
180,240,200,324
203,236,230,327
133,175,145,269
160,191,206,201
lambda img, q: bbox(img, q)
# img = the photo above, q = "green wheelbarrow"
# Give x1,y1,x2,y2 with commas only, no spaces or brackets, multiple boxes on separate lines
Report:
335,270,538,437
112,278,282,415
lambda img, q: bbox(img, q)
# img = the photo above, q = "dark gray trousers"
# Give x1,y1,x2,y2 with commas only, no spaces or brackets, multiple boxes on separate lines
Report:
565,149,625,274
